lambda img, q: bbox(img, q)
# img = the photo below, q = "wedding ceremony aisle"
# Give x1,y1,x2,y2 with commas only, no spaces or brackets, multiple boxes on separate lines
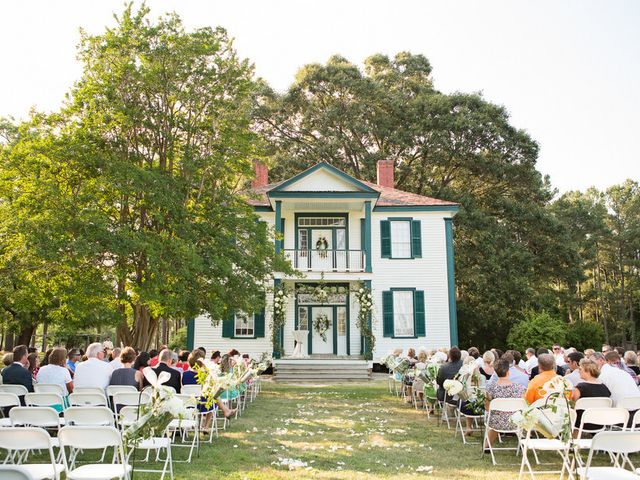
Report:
164,379,557,479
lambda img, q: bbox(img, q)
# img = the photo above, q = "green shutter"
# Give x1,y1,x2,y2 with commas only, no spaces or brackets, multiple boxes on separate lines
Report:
360,218,365,251
222,314,234,338
382,291,394,337
254,309,265,338
414,290,425,337
280,218,286,250
380,220,391,258
411,220,422,258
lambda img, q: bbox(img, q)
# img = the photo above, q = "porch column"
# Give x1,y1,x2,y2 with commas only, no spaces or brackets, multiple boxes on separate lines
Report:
274,200,282,254
445,218,459,346
364,201,372,273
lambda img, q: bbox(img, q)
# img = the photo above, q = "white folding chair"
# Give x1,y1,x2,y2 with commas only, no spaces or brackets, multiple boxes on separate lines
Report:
629,410,640,431
455,398,484,444
166,394,199,463
617,396,640,411
575,397,613,410
0,392,21,427
10,407,62,429
34,384,65,396
58,426,131,480
113,392,151,410
0,385,29,397
24,393,64,409
573,408,629,466
119,407,173,480
483,397,528,465
517,407,576,480
72,387,106,396
106,385,138,409
64,407,114,427
0,427,62,480
181,384,202,397
0,465,37,480
67,392,108,407
576,431,640,479
142,386,176,397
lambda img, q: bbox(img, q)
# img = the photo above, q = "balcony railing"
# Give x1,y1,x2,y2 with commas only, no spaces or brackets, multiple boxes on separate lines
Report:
283,249,366,273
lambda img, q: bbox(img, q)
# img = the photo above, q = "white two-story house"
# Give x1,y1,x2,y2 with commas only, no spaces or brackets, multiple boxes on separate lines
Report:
187,160,459,363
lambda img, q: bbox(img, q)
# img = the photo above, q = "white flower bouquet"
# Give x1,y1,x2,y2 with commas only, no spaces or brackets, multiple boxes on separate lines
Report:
122,367,189,446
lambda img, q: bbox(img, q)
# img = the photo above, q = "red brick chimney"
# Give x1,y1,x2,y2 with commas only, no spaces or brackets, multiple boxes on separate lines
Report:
252,160,268,189
376,160,394,188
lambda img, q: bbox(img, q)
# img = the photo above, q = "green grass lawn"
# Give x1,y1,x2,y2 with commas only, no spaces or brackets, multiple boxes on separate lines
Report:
140,379,563,479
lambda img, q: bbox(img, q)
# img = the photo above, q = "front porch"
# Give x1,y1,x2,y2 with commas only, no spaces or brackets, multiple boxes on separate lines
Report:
273,357,371,382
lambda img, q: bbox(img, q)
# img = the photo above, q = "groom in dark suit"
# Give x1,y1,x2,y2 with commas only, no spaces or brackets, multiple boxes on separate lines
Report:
1,344,34,404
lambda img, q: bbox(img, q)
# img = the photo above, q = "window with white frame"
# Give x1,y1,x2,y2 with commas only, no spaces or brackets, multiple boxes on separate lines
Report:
298,217,346,227
390,220,411,258
393,290,414,337
234,312,255,337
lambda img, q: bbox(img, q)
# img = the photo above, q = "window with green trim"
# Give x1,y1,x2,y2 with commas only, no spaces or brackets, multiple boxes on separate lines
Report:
382,289,426,338
381,219,422,259
234,312,255,338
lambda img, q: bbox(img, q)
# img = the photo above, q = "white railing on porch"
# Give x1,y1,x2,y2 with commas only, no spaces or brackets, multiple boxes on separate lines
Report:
283,249,366,272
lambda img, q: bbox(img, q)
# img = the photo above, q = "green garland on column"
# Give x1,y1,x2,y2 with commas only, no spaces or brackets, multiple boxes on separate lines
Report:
354,283,375,360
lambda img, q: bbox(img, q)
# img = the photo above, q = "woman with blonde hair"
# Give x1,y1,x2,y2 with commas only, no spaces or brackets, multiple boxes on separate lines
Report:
36,347,73,411
479,351,495,381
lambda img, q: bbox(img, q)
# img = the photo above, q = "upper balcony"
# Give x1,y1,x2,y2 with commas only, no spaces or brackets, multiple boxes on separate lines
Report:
284,249,366,273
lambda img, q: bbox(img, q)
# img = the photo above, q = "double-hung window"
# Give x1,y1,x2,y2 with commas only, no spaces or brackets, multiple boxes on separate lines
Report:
382,289,426,338
380,219,422,258
234,312,255,338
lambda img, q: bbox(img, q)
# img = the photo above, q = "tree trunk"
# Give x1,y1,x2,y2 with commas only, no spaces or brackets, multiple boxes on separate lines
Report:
16,324,36,347
117,303,159,351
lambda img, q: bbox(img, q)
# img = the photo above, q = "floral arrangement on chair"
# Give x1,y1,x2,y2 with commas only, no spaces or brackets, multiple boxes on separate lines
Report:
443,362,485,414
122,367,190,446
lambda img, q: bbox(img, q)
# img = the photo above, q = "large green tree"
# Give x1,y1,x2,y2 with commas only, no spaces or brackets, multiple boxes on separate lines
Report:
256,53,575,348
0,5,289,349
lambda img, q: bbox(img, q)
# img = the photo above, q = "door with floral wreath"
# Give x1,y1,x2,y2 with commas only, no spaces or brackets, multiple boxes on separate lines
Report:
311,306,334,354
311,229,332,270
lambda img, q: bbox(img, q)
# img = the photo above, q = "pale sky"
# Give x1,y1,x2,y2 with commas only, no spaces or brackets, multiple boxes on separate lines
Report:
1,0,638,193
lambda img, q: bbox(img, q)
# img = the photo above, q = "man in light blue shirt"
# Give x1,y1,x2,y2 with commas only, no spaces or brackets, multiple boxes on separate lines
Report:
486,351,529,388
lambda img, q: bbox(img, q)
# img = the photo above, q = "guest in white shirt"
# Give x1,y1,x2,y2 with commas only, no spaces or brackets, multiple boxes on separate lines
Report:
590,352,640,407
552,344,567,367
74,342,113,390
523,348,538,374
110,347,124,370
564,351,584,387
487,352,529,388
36,347,74,395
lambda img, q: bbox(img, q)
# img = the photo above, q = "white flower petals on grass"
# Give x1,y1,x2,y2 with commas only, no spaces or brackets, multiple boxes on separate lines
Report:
416,465,434,473
271,457,308,470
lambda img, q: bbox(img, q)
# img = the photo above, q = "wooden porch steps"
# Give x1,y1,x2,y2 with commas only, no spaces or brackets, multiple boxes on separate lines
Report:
273,357,371,383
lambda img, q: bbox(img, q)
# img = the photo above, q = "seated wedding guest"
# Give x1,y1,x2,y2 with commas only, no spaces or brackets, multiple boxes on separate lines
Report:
182,351,203,385
590,351,640,407
406,348,419,366
625,351,640,376
176,350,190,372
436,346,463,402
242,353,252,368
529,348,565,379
27,352,39,380
479,351,495,381
133,351,150,373
148,348,161,367
197,346,207,357
609,350,639,383
2,345,34,399
36,347,73,411
2,352,13,369
110,347,143,390
525,354,558,404
146,349,181,393
523,348,538,375
74,342,113,390
41,348,53,367
210,350,221,364
417,349,428,364
484,358,526,448
487,352,529,388
584,348,595,356
571,357,611,430
564,351,585,387
109,347,123,370
553,344,567,367
66,349,80,376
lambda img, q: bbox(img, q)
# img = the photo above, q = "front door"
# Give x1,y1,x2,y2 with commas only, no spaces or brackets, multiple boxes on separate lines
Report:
311,306,334,354
311,229,333,270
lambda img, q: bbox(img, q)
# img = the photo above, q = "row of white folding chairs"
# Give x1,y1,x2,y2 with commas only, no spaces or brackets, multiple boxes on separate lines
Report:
0,425,130,480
